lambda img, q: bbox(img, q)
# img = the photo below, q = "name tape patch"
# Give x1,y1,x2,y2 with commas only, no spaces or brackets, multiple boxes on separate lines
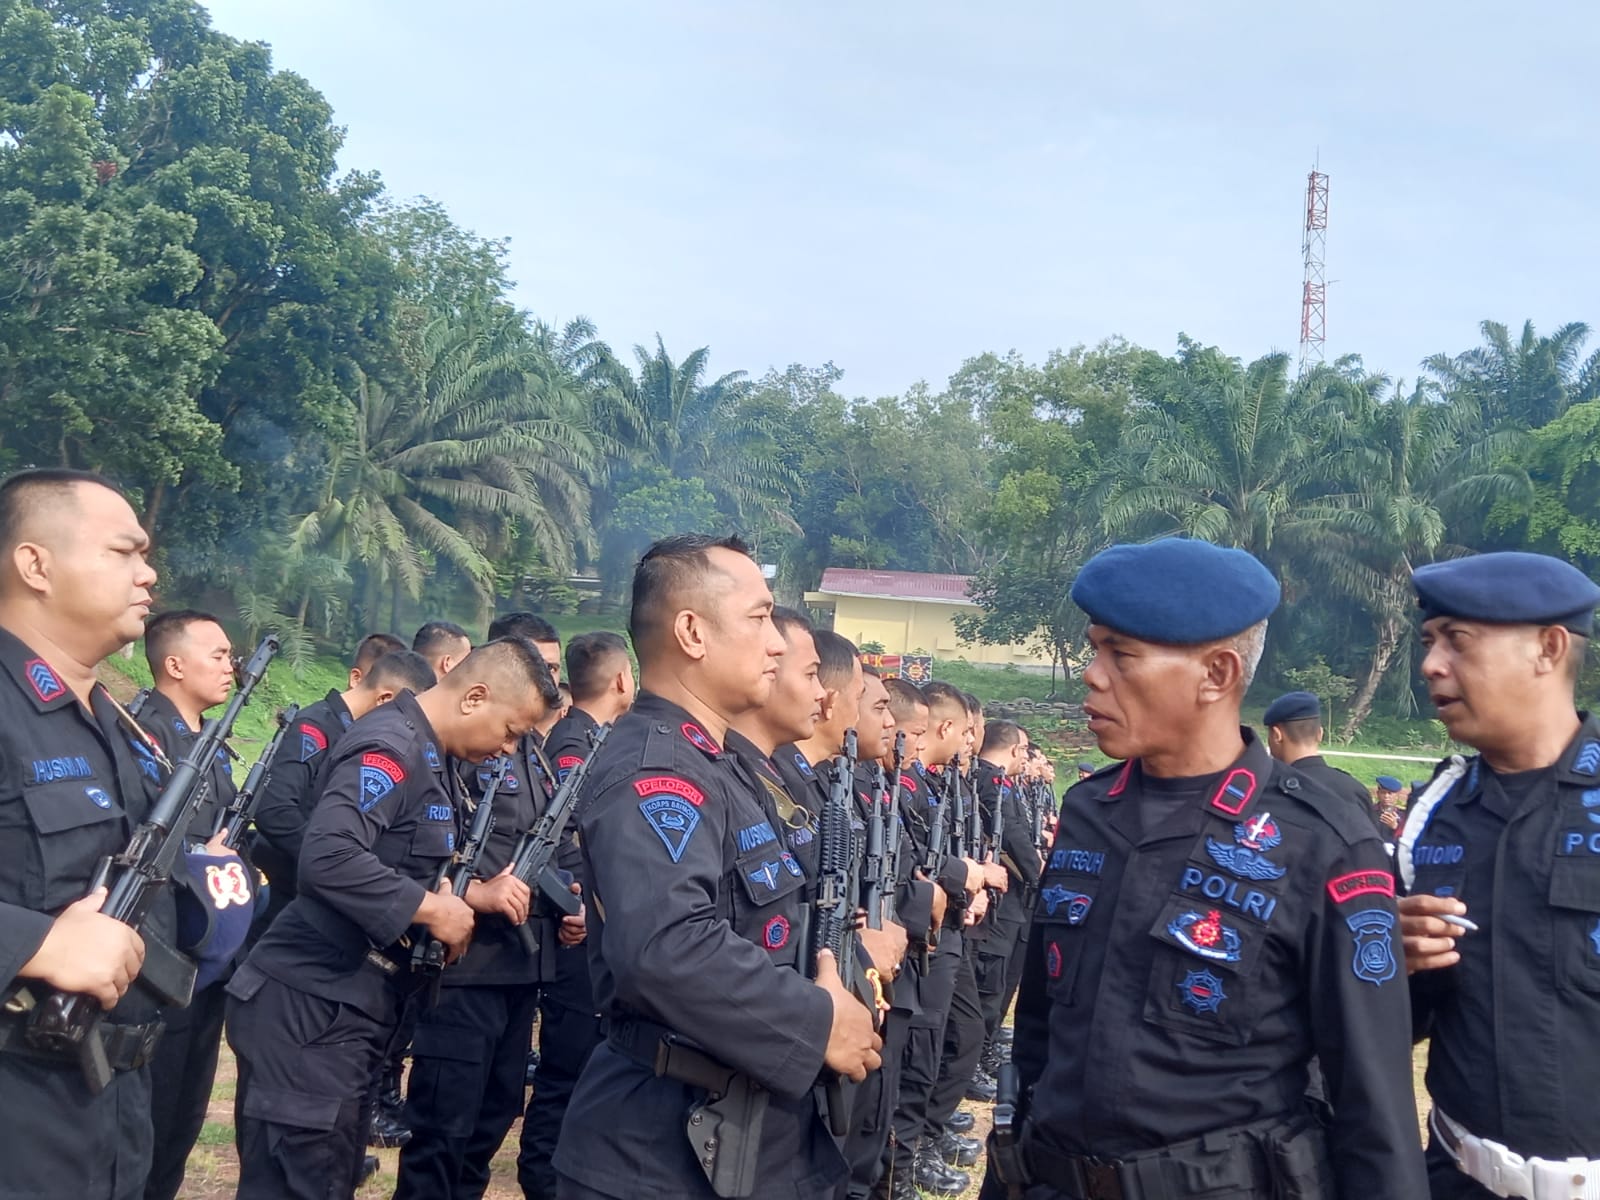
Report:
1326,870,1395,905
634,776,705,806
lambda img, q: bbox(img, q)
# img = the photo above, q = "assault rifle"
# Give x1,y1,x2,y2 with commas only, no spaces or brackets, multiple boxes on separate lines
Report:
413,753,508,989
879,732,906,924
806,730,881,1135
860,763,887,932
210,703,300,850
22,635,278,1092
508,723,610,955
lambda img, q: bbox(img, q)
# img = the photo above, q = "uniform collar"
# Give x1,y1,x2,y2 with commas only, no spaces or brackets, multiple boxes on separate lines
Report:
1555,711,1600,786
1102,727,1273,846
1292,754,1326,769
390,689,445,773
325,688,354,729
566,705,600,733
0,624,79,713
630,689,724,758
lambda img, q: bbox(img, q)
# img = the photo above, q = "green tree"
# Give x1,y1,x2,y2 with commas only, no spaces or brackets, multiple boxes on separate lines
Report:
1424,319,1599,430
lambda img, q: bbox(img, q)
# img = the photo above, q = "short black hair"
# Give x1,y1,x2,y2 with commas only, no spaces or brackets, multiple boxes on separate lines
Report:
412,620,472,656
961,690,982,716
0,468,126,560
920,681,967,717
1276,716,1323,743
884,676,928,722
565,631,630,702
980,719,1025,758
861,663,881,679
628,533,752,659
812,629,858,691
489,611,560,644
352,632,406,675
454,636,560,708
771,605,814,642
144,609,224,675
358,648,437,695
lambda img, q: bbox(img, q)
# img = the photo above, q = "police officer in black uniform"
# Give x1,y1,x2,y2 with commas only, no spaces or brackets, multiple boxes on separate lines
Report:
394,644,562,1200
0,469,163,1200
985,538,1428,1200
973,720,1040,1071
552,534,881,1200
225,639,548,1199
1396,552,1600,1199
250,644,436,929
1262,691,1378,825
135,609,252,1200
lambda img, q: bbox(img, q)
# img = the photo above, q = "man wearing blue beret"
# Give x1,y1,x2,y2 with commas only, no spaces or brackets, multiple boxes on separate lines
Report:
984,538,1426,1200
1261,690,1377,827
1396,551,1600,1199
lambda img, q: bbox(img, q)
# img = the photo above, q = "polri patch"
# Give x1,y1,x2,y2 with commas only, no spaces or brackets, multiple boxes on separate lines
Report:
299,724,328,763
359,752,406,812
1345,908,1397,985
1206,812,1286,882
681,723,720,756
1178,969,1227,1015
128,738,161,782
24,658,65,704
1039,885,1092,924
633,776,705,806
1326,870,1395,905
639,795,700,863
1167,909,1243,963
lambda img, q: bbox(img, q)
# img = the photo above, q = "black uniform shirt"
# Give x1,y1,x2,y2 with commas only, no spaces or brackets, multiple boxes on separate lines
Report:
555,693,840,1200
136,687,237,839
978,759,1043,941
0,627,170,1018
1292,755,1386,837
1406,713,1600,1158
243,689,462,1021
1014,730,1427,1199
544,705,601,885
250,689,354,898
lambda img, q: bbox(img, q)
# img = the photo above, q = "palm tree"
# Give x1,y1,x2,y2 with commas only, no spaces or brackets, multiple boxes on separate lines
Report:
1288,381,1530,736
289,311,598,627
1424,319,1599,429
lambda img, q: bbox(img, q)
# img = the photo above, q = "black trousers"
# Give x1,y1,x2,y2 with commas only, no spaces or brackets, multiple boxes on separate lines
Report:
519,946,603,1200
395,981,541,1200
844,1008,912,1199
226,967,394,1200
0,1051,151,1200
927,947,986,1128
891,938,962,1175
976,920,1027,1038
143,981,228,1200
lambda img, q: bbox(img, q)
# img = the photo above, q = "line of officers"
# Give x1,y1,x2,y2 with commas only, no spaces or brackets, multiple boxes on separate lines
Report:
3,470,1600,1200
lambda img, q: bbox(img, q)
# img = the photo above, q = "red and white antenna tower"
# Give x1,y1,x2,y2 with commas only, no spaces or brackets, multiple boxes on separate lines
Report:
1297,167,1329,376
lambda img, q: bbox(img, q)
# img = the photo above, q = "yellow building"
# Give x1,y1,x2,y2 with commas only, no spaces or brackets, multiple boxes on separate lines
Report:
803,568,1053,668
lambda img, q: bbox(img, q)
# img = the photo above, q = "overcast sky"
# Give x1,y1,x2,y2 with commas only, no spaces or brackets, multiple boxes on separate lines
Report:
201,0,1600,398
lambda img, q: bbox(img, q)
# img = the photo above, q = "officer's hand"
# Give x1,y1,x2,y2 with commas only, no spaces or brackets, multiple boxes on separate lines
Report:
1380,807,1401,830
967,888,990,923
417,877,476,964
859,921,908,976
202,829,240,859
20,889,145,1010
816,949,882,1082
1399,893,1465,974
559,883,586,946
983,862,1008,892
963,858,986,894
921,870,949,929
465,865,531,926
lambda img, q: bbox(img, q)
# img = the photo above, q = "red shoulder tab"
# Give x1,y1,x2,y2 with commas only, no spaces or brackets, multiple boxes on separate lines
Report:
361,751,405,783
634,775,705,806
681,723,721,756
1327,870,1395,904
557,755,583,770
1208,768,1257,816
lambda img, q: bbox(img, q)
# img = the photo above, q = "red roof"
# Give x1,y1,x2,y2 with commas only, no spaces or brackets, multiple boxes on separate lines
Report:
815,568,975,604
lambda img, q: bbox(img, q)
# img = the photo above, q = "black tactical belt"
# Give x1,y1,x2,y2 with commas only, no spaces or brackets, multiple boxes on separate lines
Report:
605,1015,741,1096
0,1012,165,1072
1023,1118,1281,1200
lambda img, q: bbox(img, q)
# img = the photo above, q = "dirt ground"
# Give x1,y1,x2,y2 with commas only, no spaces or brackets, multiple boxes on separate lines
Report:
173,1042,1433,1199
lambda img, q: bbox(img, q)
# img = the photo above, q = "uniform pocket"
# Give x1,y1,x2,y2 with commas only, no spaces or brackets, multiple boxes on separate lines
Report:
1033,913,1089,1006
1142,895,1269,1046
1548,860,1600,992
409,820,456,860
18,783,127,909
732,844,807,966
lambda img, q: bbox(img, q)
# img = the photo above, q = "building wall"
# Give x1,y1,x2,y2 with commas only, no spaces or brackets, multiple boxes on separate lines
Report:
812,594,1053,668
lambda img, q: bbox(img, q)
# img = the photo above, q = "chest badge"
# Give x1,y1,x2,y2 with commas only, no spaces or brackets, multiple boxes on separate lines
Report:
1177,968,1227,1014
1168,909,1243,962
1206,812,1286,882
1039,885,1092,924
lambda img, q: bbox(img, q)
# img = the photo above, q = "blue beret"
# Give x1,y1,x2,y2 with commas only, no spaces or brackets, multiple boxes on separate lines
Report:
1070,539,1280,645
1262,691,1321,726
1375,775,1402,791
1076,761,1095,771
1413,552,1599,636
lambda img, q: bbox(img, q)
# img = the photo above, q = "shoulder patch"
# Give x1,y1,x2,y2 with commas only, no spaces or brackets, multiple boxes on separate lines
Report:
1327,869,1395,904
1577,741,1600,776
634,775,705,806
558,754,584,770
900,774,918,793
24,658,65,704
682,722,721,756
1345,908,1398,984
298,723,329,763
359,751,406,812
639,794,701,862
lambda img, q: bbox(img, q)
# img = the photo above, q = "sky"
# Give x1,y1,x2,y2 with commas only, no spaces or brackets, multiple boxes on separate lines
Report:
200,0,1600,399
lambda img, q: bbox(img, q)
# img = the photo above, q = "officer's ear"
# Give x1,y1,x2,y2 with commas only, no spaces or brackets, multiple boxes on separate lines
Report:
348,668,363,689
1195,643,1245,704
163,653,184,682
1533,623,1573,679
371,687,399,707
672,608,710,662
458,681,491,714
